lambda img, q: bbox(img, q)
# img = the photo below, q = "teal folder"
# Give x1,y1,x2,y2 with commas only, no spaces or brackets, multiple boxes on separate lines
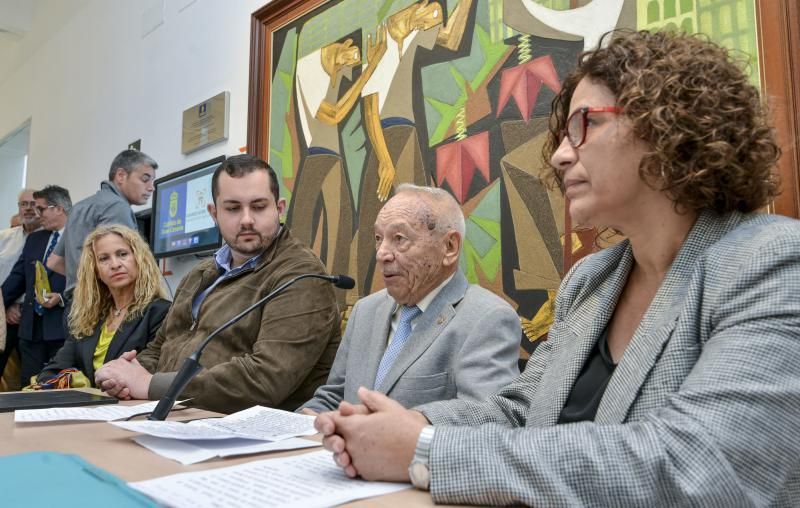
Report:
0,452,158,507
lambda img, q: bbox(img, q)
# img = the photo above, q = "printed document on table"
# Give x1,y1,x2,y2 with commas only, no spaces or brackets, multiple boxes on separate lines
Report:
112,405,317,441
130,449,410,508
15,400,167,423
133,435,321,465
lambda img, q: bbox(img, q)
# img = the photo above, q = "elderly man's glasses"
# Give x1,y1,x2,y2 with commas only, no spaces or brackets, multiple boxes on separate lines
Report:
563,106,621,148
34,205,57,215
18,201,36,208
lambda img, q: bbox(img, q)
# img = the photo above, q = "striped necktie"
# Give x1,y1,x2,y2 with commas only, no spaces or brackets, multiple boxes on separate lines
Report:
374,305,422,389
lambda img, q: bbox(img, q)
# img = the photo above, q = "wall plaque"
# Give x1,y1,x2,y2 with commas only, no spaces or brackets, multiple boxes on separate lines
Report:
182,91,229,154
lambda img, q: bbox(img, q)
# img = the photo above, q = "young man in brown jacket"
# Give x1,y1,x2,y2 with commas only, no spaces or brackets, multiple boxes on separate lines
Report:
95,155,341,414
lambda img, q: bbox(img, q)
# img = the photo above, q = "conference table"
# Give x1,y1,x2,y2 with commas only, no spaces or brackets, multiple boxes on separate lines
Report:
1,389,445,507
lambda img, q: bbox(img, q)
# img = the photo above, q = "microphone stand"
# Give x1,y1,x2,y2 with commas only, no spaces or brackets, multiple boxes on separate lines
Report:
147,273,353,420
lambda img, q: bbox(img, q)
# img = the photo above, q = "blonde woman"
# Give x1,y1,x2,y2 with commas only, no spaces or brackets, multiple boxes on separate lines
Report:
37,225,170,385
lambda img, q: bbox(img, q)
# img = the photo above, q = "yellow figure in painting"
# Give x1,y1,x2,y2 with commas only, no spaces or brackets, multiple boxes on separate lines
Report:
289,26,386,308
316,28,386,124
363,0,473,202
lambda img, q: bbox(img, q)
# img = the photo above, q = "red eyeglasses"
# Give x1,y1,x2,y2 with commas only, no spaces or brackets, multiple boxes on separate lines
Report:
562,106,621,148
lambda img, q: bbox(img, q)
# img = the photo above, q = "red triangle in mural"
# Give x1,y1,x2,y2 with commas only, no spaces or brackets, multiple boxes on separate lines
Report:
436,131,490,204
497,55,561,122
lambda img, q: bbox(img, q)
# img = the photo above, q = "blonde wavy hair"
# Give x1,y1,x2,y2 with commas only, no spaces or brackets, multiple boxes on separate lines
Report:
69,224,168,338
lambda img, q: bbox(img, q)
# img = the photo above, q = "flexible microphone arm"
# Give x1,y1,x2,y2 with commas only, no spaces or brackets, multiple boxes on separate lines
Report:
147,273,354,420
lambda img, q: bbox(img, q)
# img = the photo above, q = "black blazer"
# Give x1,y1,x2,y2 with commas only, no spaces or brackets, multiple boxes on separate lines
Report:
1,230,67,341
37,298,171,384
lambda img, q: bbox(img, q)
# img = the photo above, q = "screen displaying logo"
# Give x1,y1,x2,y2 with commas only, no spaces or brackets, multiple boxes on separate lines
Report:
169,191,179,218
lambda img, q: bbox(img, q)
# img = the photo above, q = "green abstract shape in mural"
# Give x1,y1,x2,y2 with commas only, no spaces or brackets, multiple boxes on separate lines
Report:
425,65,468,144
423,24,508,145
270,123,294,203
471,180,501,222
470,24,510,96
488,0,517,43
460,183,502,283
461,218,502,284
269,28,298,192
341,102,367,212
531,0,572,8
466,216,498,257
278,71,293,95
636,0,759,86
425,96,463,147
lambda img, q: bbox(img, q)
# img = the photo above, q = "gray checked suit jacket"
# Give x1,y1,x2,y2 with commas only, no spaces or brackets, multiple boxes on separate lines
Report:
417,211,800,506
300,271,521,412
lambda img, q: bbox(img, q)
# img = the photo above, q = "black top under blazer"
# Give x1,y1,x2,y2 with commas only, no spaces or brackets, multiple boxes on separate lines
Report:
37,298,171,385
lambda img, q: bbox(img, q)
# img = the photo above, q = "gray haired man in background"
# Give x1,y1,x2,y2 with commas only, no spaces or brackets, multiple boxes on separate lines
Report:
47,149,157,300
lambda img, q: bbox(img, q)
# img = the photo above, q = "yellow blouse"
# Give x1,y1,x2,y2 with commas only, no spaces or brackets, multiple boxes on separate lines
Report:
92,323,116,372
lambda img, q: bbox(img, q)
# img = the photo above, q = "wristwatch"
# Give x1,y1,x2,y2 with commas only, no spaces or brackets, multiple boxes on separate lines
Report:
408,425,435,490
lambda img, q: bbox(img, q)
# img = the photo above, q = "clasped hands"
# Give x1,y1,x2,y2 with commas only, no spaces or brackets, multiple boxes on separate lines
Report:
95,350,153,400
314,386,429,482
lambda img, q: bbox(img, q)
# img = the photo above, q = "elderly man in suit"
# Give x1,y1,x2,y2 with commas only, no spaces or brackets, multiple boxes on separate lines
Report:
2,186,71,385
299,184,520,415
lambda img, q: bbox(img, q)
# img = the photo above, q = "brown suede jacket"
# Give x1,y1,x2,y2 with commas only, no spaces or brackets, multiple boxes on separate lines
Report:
139,227,341,413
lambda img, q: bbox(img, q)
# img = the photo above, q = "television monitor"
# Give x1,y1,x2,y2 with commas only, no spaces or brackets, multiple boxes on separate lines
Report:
150,155,224,258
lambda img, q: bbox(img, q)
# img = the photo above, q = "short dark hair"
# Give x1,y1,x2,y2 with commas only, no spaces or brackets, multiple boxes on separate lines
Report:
108,149,158,181
211,155,280,204
33,185,72,214
544,29,780,214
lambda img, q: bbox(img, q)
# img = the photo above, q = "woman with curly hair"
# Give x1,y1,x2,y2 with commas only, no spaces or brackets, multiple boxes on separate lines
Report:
315,30,800,505
37,224,170,386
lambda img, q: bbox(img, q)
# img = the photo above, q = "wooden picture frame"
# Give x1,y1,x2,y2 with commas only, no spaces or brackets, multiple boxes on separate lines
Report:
757,0,800,218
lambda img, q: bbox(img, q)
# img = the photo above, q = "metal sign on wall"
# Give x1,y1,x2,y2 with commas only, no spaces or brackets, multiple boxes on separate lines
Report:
182,91,230,154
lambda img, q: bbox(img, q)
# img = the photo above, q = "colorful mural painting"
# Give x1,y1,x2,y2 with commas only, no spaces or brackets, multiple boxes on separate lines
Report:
264,0,761,360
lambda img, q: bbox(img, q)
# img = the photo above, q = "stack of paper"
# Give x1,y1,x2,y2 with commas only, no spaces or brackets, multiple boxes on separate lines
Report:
132,436,320,465
130,450,410,507
112,406,322,464
14,400,167,423
112,405,316,440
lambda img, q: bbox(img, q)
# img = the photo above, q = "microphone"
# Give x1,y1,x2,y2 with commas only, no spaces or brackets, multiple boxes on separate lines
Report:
147,273,354,420
327,274,355,290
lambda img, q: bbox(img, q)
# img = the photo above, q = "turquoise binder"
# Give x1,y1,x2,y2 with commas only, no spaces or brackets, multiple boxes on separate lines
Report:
0,452,158,507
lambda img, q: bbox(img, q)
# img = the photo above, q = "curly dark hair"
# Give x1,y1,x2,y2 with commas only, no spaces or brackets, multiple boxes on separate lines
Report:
543,29,780,214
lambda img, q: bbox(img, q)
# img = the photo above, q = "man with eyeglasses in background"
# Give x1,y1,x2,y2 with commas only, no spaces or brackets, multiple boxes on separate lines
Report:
0,190,41,284
2,185,71,385
0,189,42,383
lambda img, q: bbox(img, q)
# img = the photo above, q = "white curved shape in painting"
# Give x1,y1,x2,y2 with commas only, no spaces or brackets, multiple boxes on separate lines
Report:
520,0,624,50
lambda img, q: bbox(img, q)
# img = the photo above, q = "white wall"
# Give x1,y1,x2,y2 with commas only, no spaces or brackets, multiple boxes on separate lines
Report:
0,122,29,226
0,0,273,287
